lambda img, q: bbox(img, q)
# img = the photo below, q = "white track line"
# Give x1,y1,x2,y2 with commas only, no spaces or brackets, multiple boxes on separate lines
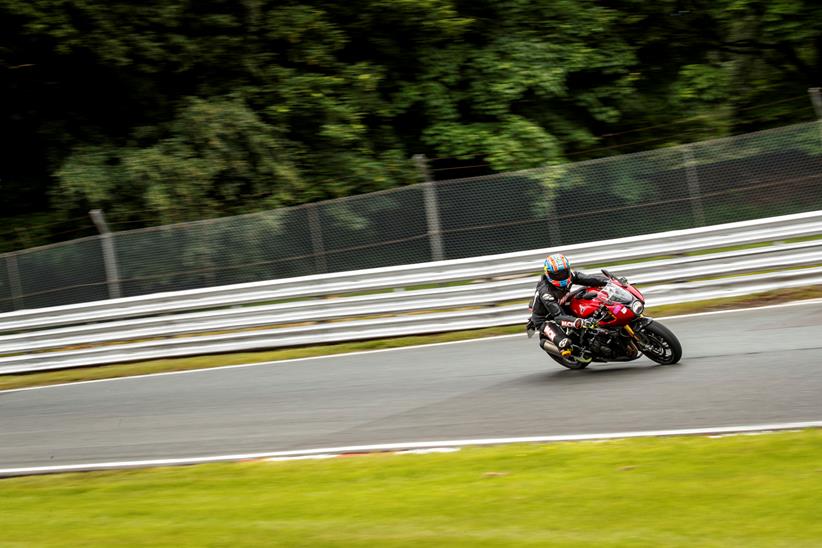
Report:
3,298,822,394
1,421,820,477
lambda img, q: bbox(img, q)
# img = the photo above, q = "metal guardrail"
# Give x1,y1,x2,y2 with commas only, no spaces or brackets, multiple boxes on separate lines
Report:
3,209,822,331
3,240,822,354
1,210,821,375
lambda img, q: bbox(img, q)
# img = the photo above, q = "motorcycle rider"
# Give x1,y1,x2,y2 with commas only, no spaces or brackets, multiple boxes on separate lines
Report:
527,253,608,358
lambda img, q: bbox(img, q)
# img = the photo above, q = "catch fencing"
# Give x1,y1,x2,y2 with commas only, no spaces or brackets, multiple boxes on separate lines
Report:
1,211,821,374
3,121,822,312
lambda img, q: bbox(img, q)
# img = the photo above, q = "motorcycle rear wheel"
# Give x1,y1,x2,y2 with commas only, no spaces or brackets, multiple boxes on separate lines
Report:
549,354,590,370
637,321,682,365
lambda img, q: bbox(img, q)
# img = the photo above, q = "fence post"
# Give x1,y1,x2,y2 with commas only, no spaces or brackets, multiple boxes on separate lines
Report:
89,209,122,299
808,88,822,146
202,220,218,287
5,253,23,310
543,166,562,246
307,204,327,274
808,87,822,118
546,201,562,247
681,145,707,227
414,154,445,262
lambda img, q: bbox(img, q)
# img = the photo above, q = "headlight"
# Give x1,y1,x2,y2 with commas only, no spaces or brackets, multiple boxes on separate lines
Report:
631,300,644,315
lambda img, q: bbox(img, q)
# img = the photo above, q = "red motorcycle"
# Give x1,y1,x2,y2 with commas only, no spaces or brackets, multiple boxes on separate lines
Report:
549,269,682,370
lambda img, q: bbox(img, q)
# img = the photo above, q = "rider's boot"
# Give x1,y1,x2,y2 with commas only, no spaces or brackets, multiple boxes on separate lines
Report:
541,321,573,358
572,345,593,365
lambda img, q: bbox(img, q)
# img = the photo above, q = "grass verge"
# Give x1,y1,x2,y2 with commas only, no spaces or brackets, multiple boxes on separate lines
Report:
1,429,821,546
2,286,821,392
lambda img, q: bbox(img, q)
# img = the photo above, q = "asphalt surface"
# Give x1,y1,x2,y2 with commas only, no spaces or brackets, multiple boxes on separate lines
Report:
2,301,822,469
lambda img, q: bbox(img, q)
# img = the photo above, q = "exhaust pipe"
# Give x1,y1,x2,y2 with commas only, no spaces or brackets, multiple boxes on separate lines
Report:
541,340,563,357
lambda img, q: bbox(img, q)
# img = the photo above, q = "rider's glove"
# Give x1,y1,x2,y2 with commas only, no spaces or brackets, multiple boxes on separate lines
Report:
580,318,599,330
565,318,598,329
617,276,628,285
526,320,536,338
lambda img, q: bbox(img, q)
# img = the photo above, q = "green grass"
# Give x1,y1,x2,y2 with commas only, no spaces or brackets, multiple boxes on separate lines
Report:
2,286,821,392
1,430,821,546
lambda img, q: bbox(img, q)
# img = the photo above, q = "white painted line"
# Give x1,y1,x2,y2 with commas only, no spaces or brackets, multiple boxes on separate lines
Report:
1,421,819,477
0,335,522,394
395,447,461,455
265,454,339,462
3,297,822,395
653,297,822,320
707,430,801,439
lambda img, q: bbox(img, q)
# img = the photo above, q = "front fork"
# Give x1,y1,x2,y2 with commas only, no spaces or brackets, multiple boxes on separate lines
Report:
630,317,655,332
625,317,654,354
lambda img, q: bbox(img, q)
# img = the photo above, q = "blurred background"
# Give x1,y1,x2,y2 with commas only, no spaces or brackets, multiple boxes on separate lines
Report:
2,0,822,309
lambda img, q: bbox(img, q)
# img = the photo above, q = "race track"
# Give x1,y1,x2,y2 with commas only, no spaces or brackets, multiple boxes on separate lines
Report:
2,301,822,470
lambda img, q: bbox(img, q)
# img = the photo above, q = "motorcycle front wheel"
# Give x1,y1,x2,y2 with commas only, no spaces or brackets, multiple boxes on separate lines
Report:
637,321,682,365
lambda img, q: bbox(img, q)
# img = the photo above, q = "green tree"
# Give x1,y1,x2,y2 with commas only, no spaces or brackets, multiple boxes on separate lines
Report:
2,0,822,252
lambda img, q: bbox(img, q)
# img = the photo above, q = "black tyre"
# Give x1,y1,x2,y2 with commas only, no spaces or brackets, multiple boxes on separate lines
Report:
637,321,682,365
548,353,590,370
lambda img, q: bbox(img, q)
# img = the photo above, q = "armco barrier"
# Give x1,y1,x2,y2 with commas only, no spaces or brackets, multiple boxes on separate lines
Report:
0,210,820,374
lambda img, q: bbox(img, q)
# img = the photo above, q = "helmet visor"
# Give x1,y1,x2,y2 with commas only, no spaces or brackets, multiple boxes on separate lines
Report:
547,268,570,282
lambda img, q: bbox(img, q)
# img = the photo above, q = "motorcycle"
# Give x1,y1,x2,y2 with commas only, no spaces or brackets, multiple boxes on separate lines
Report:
545,269,682,370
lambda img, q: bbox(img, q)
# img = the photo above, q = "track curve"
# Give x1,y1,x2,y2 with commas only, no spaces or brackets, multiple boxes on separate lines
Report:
2,301,822,470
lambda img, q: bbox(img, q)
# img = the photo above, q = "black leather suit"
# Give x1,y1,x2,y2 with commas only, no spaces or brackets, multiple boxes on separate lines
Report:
528,272,607,354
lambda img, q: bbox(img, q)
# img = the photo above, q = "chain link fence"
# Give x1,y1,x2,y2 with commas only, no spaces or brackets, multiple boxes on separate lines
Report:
3,121,822,312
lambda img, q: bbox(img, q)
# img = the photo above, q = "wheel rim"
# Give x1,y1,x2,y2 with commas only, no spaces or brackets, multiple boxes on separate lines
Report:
639,333,675,364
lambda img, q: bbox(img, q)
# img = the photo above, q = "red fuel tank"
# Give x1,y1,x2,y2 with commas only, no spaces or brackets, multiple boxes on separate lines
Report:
569,299,599,318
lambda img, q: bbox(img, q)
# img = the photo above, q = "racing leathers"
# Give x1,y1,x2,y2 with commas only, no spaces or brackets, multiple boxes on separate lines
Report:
528,272,607,356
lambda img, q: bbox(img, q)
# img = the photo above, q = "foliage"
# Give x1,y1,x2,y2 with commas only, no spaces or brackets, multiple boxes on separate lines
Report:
1,0,822,249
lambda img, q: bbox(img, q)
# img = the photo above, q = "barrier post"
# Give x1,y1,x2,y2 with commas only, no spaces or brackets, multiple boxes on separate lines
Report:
808,88,822,146
89,209,122,299
682,145,707,227
307,204,327,274
5,252,23,310
414,154,445,262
